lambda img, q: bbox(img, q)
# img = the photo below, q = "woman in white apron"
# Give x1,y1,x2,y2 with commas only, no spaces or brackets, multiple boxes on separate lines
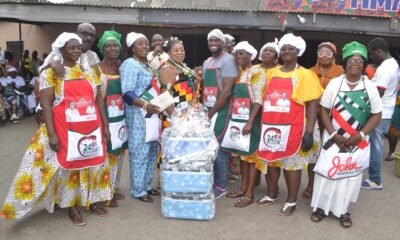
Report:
311,41,382,228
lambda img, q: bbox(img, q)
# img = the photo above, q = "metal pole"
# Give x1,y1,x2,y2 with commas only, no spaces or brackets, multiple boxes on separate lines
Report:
19,21,22,71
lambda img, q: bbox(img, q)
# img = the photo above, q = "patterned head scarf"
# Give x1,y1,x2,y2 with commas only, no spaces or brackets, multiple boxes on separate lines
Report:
318,42,337,55
259,38,280,60
342,41,368,60
278,33,306,57
97,30,122,57
207,29,225,43
51,32,82,60
126,32,147,48
233,41,258,61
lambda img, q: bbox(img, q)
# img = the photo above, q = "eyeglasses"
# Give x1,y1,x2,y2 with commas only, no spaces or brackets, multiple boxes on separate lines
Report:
347,59,364,64
317,50,334,58
280,46,297,52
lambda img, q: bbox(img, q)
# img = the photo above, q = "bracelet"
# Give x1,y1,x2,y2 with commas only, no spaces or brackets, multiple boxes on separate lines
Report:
329,131,338,139
142,101,148,111
359,131,366,140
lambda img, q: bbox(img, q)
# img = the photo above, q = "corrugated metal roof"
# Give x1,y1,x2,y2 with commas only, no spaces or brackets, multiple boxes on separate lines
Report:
0,0,262,12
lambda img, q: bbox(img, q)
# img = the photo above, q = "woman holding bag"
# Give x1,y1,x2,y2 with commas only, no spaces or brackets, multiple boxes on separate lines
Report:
310,41,382,228
222,41,266,207
120,32,160,203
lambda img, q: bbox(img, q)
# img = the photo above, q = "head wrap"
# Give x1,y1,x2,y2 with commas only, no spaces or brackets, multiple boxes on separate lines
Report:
233,41,258,61
207,29,225,43
7,67,17,73
318,42,337,55
259,38,280,60
278,33,306,57
224,34,235,43
126,32,147,48
342,41,368,60
51,32,82,60
97,30,122,57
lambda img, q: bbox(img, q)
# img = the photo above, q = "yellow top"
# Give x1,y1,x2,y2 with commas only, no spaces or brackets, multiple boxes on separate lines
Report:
266,66,323,105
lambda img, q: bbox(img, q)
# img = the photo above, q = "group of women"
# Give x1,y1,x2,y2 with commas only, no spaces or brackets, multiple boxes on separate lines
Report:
222,33,382,229
0,28,384,229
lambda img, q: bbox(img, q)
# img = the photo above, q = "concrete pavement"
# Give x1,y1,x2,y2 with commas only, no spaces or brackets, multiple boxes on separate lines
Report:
0,119,399,240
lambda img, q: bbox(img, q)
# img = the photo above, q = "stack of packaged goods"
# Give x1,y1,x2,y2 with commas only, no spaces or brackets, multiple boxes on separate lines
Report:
160,103,219,220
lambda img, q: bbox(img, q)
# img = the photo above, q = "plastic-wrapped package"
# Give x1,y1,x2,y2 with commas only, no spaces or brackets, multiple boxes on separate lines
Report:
161,192,215,220
161,103,219,167
160,169,213,194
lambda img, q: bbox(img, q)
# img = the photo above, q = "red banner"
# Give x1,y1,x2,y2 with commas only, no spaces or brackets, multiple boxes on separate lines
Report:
264,0,400,18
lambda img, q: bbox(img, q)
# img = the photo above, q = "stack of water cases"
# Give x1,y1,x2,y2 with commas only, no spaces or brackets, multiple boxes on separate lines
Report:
160,103,219,220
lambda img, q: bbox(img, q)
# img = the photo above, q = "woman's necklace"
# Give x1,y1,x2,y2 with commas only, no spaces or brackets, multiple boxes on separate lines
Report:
346,76,362,86
167,58,196,78
132,56,155,75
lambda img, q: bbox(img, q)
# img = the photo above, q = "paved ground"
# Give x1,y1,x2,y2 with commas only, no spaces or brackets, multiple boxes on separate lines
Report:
0,119,399,240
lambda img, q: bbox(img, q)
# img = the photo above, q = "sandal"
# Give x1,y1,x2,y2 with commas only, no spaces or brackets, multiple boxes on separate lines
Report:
310,208,326,222
108,197,119,208
113,192,125,201
234,196,254,208
279,202,297,216
68,208,86,226
226,190,244,198
385,154,395,161
89,203,108,217
256,195,279,207
340,213,352,228
302,186,313,199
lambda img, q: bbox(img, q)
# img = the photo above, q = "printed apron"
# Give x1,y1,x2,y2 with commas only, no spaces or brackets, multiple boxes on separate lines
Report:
221,79,260,155
314,79,371,179
257,75,304,162
102,74,128,155
53,78,105,170
203,58,232,140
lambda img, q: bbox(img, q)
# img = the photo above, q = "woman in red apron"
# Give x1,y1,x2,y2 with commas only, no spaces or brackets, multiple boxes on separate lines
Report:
257,33,323,216
93,30,128,207
222,41,265,207
311,41,382,228
0,33,112,226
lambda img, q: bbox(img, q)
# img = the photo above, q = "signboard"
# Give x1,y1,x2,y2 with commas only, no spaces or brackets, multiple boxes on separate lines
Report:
264,0,400,18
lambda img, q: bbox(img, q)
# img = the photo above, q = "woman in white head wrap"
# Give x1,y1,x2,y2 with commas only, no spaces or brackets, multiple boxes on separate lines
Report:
256,33,323,216
120,32,161,203
0,32,113,226
223,41,267,207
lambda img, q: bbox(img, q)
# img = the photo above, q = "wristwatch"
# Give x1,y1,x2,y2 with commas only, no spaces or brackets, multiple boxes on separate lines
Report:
359,131,366,140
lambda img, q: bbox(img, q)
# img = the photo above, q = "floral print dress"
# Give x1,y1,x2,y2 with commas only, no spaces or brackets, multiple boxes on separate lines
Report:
0,65,112,219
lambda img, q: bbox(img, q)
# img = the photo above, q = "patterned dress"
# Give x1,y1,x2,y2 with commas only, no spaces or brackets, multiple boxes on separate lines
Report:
0,65,112,219
99,69,126,191
237,65,267,174
120,57,158,198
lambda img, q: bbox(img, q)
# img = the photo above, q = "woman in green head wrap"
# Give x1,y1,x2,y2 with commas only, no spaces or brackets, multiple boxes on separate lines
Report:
310,41,382,228
92,30,127,207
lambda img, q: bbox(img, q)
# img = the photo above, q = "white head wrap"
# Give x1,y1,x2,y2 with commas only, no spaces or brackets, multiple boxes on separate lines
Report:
259,38,280,61
207,29,225,43
51,32,82,60
7,67,17,73
126,32,147,48
233,41,258,61
224,34,235,42
278,33,306,57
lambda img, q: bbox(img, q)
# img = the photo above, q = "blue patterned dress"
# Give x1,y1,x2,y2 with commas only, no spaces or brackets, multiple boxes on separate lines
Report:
120,58,158,198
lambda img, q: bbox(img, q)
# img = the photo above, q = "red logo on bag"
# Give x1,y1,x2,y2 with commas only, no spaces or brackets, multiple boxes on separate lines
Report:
327,156,363,178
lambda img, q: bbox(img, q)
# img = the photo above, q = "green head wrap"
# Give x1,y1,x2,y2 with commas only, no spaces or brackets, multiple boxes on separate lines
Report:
97,30,122,57
342,41,368,60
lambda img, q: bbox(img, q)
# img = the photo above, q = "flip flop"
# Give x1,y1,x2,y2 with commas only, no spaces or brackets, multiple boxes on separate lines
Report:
279,202,296,216
256,195,279,207
226,190,244,198
234,196,254,208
